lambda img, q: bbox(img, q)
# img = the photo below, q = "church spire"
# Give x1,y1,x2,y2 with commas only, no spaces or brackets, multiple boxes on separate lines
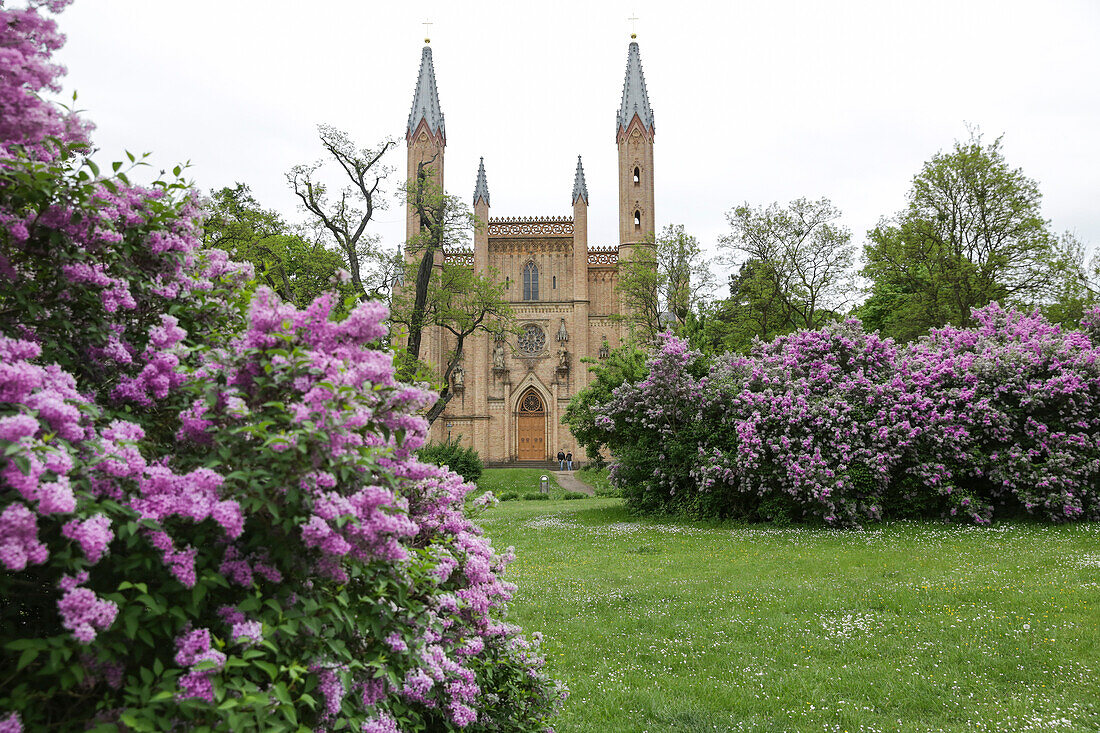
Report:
616,40,654,135
407,44,445,141
473,157,490,207
572,155,588,205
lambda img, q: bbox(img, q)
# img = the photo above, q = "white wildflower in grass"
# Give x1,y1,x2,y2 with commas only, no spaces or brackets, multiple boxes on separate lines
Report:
818,612,884,640
1073,553,1100,568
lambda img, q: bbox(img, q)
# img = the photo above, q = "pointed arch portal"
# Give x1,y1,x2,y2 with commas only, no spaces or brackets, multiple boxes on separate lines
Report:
516,388,546,461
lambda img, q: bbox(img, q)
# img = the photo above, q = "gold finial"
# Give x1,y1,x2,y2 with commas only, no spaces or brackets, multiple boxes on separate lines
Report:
422,19,432,43
628,13,639,38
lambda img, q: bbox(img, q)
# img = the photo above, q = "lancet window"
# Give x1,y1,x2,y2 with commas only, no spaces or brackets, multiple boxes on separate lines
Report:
523,261,539,301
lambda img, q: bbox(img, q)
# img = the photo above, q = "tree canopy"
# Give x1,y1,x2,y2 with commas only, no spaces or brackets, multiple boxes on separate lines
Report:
859,132,1058,340
203,184,354,309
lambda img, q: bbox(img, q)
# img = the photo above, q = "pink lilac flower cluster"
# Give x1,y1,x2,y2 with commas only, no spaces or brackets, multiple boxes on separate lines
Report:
173,628,226,703
57,577,118,645
0,0,89,159
0,712,21,733
598,303,1100,526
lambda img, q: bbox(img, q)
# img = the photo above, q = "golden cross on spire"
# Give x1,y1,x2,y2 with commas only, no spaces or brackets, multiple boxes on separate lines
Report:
627,13,639,39
422,19,432,43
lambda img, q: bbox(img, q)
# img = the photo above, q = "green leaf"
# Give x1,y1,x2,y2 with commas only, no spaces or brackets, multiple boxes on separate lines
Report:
256,660,279,680
16,647,38,671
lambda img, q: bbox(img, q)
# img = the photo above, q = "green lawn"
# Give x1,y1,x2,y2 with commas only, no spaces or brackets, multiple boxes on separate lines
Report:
476,498,1100,732
473,468,566,500
576,466,617,497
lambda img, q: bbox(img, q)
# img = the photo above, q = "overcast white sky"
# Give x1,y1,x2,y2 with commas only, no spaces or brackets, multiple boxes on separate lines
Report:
51,0,1100,286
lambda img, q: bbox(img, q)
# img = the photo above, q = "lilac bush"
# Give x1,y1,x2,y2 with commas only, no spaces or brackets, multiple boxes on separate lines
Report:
1,2,562,730
597,307,1100,527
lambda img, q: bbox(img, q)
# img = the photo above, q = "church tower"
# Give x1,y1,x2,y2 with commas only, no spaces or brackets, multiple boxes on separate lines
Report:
616,37,655,253
406,40,446,244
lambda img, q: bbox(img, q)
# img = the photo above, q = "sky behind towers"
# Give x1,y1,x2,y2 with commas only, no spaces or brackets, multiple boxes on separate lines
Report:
51,0,1100,287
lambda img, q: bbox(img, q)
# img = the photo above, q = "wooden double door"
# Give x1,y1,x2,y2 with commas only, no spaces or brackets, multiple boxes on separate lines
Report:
517,388,546,461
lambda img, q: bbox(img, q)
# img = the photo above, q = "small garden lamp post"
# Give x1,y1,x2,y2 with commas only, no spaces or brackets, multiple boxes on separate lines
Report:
446,421,453,442
540,475,549,494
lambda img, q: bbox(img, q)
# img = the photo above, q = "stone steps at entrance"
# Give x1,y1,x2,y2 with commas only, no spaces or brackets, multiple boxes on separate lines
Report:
486,460,558,470
485,460,585,471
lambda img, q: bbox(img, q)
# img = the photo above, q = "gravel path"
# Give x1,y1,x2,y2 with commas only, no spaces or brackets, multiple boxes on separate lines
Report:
553,470,594,496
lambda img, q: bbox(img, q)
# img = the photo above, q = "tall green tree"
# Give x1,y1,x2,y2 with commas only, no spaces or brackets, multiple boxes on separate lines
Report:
699,259,791,354
1039,231,1100,329
720,197,855,334
615,224,715,340
860,132,1057,340
203,184,353,308
401,172,473,365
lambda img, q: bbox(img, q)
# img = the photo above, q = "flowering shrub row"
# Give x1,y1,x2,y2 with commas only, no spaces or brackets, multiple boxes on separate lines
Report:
596,306,1100,527
1,2,562,730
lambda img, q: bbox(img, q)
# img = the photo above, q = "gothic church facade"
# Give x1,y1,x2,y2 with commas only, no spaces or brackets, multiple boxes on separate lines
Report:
404,38,656,463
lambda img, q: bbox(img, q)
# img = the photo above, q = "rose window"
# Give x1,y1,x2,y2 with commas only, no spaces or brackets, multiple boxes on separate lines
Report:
520,391,543,413
517,324,546,355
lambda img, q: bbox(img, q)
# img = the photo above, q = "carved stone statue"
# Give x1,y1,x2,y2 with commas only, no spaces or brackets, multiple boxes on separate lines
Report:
599,338,610,359
492,341,506,369
558,347,569,371
451,364,464,389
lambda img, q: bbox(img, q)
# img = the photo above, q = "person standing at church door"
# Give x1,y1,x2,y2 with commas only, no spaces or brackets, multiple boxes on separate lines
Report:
566,451,573,471
557,449,565,470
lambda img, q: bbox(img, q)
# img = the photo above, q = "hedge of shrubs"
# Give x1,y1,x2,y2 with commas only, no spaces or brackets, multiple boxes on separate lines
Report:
597,306,1100,527
417,439,484,485
0,3,562,730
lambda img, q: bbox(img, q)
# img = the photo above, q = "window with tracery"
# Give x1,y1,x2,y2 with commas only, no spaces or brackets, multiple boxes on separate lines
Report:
517,324,546,355
519,389,544,413
523,261,539,300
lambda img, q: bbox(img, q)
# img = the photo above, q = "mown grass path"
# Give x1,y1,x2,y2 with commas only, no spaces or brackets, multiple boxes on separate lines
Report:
477,499,1100,732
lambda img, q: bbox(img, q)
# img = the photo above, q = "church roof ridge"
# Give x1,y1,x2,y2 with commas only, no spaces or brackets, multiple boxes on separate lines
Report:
572,155,589,205
407,45,445,139
617,40,654,133
473,157,490,207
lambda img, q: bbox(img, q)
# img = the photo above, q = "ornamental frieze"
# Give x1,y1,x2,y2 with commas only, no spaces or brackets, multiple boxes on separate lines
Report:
487,216,574,238
587,246,619,265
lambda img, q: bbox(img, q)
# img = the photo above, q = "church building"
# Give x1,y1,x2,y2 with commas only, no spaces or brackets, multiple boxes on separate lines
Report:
404,36,656,463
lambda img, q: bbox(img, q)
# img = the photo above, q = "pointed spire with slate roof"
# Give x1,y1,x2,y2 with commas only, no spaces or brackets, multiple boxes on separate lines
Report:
473,157,490,207
572,155,589,205
406,44,445,142
616,40,654,135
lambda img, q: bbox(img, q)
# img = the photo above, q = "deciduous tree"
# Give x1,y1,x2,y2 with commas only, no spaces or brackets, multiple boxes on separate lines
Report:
287,126,397,299
203,184,353,308
720,197,855,334
860,132,1057,340
615,224,715,340
391,260,512,424
400,173,472,365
